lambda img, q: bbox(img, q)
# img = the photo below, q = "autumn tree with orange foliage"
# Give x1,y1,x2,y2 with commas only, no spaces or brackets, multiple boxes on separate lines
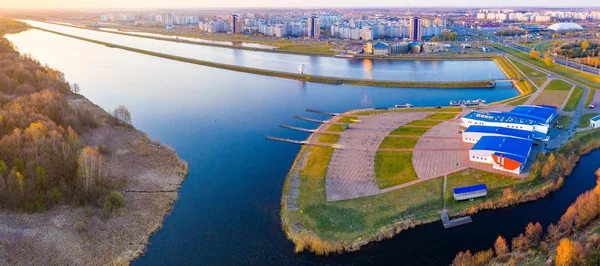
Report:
494,236,509,257
556,238,584,266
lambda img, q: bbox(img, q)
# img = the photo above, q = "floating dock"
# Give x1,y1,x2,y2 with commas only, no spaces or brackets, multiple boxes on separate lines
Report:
293,115,326,124
306,109,340,116
441,210,472,229
279,124,316,133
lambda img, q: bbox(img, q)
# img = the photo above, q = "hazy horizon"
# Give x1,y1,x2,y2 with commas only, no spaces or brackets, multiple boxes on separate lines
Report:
3,0,600,9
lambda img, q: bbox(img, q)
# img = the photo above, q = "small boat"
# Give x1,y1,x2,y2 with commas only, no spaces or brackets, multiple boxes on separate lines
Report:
334,54,354,58
395,103,413,108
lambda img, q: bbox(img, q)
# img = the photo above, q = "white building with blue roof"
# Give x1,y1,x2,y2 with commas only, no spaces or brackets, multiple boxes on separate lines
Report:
469,136,533,174
462,125,533,143
591,114,600,128
461,105,557,141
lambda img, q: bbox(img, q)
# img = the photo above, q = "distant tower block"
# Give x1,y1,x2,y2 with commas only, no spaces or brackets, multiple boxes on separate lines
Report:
307,16,320,39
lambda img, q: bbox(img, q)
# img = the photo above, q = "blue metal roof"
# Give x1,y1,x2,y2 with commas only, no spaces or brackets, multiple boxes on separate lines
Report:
454,184,487,195
471,136,533,159
591,115,600,122
464,125,532,140
373,42,389,49
464,111,546,126
510,105,557,123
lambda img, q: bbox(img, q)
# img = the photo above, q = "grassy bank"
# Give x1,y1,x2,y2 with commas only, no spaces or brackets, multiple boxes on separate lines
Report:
494,44,600,89
34,27,497,89
564,86,584,112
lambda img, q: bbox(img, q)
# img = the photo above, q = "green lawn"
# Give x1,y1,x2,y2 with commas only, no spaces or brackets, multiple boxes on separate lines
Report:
445,168,539,215
510,58,547,81
355,107,461,116
556,116,572,129
508,96,531,106
404,120,443,127
326,124,344,132
374,151,418,189
532,78,547,88
578,113,600,128
379,137,419,149
337,116,358,123
585,90,595,110
289,143,443,242
318,134,340,144
517,80,536,94
425,113,458,120
563,87,584,112
390,126,430,136
533,90,570,107
545,79,573,91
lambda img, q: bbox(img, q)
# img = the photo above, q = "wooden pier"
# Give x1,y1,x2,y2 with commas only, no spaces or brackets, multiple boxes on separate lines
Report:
293,115,326,124
306,109,340,116
279,124,316,133
441,210,472,229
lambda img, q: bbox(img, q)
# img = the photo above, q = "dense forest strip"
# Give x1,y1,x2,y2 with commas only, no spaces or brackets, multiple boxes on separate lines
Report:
0,18,188,264
31,27,497,89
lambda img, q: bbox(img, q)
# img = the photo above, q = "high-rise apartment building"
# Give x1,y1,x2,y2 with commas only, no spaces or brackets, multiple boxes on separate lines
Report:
231,14,242,34
409,16,422,41
308,16,320,39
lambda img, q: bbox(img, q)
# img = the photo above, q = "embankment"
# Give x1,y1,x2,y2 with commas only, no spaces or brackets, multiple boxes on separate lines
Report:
280,106,600,256
31,27,497,89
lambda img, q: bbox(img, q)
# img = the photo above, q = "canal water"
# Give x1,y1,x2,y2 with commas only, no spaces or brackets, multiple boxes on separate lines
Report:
21,20,508,82
6,28,599,265
97,27,277,50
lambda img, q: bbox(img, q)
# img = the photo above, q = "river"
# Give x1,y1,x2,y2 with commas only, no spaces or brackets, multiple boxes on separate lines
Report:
6,28,599,265
22,20,508,83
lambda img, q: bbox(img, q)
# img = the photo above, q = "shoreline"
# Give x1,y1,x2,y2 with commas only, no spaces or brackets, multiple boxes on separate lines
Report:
0,93,188,264
36,19,498,61
280,106,596,255
27,27,500,89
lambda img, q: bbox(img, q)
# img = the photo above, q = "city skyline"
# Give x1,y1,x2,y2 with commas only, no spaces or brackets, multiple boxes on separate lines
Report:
3,0,600,9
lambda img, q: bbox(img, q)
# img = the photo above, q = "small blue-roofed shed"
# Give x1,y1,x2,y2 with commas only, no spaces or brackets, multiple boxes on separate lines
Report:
591,114,600,128
453,184,488,201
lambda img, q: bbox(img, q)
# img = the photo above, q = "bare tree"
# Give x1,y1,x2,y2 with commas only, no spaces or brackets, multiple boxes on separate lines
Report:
112,105,132,125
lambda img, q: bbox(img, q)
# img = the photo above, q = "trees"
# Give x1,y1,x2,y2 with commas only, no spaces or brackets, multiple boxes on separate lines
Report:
553,33,562,39
530,49,541,59
77,146,102,195
525,222,543,246
452,250,472,266
104,190,125,216
581,40,589,51
112,105,132,125
556,238,584,266
494,236,509,257
431,36,440,42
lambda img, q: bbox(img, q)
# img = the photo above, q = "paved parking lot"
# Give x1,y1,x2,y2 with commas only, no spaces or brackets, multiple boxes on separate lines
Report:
325,112,426,201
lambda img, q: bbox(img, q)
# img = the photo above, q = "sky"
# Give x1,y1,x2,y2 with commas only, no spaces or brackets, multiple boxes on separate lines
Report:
2,0,600,9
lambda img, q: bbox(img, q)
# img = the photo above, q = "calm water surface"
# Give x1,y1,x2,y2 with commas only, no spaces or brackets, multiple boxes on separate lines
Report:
23,20,508,82
7,29,598,266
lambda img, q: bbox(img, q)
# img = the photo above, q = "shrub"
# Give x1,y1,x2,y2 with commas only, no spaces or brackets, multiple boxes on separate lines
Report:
104,190,126,216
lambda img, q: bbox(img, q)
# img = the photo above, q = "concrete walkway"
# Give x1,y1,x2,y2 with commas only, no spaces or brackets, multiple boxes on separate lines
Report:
524,78,553,105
